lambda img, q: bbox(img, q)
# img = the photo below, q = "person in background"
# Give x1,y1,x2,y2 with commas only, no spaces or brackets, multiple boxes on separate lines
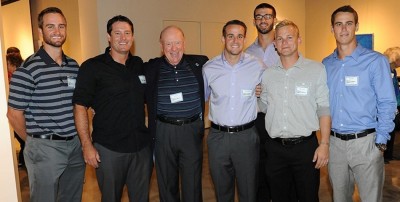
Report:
245,3,279,201
383,46,400,163
6,47,25,167
323,5,396,202
7,7,85,202
259,19,330,202
73,15,153,202
145,25,208,202
203,20,265,202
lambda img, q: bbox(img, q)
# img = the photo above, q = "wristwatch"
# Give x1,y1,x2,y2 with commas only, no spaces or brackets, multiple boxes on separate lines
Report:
375,143,387,152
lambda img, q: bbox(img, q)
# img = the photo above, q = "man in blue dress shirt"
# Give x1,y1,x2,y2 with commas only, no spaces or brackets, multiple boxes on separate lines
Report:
323,5,396,202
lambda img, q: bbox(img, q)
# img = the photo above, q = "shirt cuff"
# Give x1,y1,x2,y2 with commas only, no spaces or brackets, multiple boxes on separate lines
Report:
375,133,389,144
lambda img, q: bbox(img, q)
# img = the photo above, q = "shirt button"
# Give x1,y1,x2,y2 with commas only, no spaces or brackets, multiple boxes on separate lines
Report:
175,71,178,74
176,79,179,82
340,124,343,126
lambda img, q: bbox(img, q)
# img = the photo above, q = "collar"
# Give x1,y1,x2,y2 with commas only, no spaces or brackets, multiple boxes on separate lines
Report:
333,44,364,62
37,46,68,66
162,54,186,68
276,53,304,69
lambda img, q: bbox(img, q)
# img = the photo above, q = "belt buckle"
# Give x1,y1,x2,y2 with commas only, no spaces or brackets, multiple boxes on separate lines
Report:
281,139,286,146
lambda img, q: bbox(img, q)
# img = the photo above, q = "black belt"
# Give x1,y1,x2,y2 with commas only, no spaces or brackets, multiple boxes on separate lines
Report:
330,128,375,141
28,134,76,141
157,114,200,126
211,121,255,133
272,131,316,146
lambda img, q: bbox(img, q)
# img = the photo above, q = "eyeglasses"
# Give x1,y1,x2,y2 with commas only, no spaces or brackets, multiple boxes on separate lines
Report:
254,14,274,20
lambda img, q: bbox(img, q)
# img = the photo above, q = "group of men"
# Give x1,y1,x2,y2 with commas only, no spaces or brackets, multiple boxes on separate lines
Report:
6,3,396,202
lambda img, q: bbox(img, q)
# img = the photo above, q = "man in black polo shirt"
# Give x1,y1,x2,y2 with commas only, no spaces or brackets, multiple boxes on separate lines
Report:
73,15,152,202
145,25,208,202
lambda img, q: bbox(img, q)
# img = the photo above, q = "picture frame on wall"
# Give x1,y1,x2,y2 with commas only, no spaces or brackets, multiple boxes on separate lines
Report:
356,34,374,50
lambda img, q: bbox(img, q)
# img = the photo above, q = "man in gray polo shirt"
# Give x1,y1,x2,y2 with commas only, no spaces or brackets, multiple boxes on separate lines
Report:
7,7,85,202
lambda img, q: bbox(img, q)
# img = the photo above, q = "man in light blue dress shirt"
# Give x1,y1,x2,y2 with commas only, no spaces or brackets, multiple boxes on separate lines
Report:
323,5,396,202
203,20,265,202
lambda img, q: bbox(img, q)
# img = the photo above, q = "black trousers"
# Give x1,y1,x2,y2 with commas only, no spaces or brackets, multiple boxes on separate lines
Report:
208,126,259,202
266,134,320,202
255,112,271,202
155,119,204,202
95,143,153,202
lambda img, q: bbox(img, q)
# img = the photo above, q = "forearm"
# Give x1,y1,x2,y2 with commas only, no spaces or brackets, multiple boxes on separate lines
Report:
7,107,28,141
73,104,92,148
319,115,331,144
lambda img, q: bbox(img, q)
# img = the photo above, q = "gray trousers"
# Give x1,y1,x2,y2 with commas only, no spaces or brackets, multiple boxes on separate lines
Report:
328,132,384,202
207,126,259,202
95,143,153,202
24,135,85,202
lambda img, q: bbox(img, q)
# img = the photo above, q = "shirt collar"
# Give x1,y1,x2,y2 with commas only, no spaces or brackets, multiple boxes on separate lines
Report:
276,53,304,69
37,46,68,66
333,44,364,61
221,51,245,65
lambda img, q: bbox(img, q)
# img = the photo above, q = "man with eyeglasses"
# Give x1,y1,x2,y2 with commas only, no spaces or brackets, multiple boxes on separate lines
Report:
245,3,280,201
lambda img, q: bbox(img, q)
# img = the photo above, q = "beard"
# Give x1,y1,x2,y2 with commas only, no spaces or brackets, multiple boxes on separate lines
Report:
256,23,274,34
42,35,66,48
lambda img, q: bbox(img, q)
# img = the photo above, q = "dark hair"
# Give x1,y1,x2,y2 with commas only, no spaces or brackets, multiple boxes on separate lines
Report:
254,3,276,18
6,47,20,54
107,15,134,35
6,53,23,67
331,5,358,26
222,20,247,37
38,7,66,29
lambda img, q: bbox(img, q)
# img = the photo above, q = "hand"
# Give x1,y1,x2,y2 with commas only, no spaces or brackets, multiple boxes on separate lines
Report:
313,144,329,169
82,143,101,168
255,84,262,98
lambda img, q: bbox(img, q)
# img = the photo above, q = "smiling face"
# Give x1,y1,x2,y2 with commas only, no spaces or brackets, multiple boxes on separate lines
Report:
222,24,246,57
254,8,275,34
274,25,300,58
331,11,358,46
107,21,134,55
160,26,185,66
39,13,67,48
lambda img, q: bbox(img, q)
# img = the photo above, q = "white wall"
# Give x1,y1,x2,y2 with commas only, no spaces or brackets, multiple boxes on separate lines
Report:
0,4,21,202
305,0,400,62
94,0,306,61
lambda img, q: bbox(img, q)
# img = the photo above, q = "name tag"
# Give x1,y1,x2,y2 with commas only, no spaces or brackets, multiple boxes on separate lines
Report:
67,76,76,88
345,76,358,86
242,89,252,97
138,75,146,84
170,92,183,103
295,86,308,96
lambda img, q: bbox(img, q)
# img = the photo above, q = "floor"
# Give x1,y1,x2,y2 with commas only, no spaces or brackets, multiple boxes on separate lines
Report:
18,130,400,202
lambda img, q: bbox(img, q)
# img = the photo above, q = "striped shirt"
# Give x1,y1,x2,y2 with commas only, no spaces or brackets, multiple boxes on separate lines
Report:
8,47,79,137
157,58,201,118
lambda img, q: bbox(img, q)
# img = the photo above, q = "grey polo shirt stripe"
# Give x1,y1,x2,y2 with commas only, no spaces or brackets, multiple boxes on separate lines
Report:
8,47,78,137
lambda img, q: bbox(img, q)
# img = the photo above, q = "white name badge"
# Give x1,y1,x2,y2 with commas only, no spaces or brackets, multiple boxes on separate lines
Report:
138,75,146,84
170,92,183,103
242,89,252,97
295,86,309,96
67,76,76,88
345,76,358,86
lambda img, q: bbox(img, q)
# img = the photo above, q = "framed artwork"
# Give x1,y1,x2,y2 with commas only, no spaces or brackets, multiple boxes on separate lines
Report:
356,34,374,50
